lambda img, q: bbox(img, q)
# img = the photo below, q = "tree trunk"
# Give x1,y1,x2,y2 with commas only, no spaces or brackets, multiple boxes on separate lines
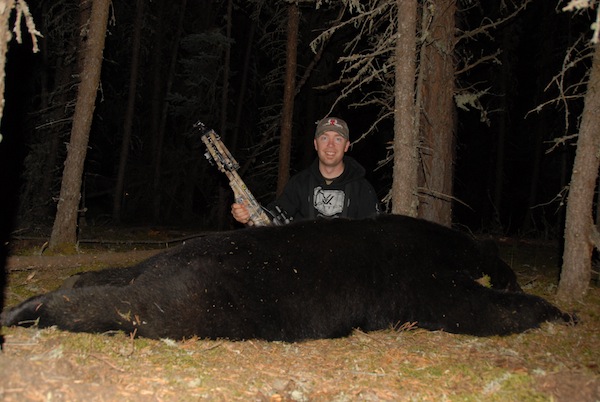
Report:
216,0,233,229
491,28,511,229
219,0,233,137
31,3,83,220
149,0,164,164
49,0,111,251
0,0,16,349
557,42,600,302
151,0,187,223
113,0,144,222
392,0,419,217
417,0,456,226
232,21,256,152
277,3,299,196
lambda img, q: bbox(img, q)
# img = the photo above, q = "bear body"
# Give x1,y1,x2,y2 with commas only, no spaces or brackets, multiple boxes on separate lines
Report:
1,214,573,341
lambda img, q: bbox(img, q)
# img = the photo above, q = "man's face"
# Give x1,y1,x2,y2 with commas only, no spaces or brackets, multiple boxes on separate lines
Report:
314,131,350,168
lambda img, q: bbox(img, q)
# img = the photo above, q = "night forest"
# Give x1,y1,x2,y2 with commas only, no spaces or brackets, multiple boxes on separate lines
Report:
0,0,595,237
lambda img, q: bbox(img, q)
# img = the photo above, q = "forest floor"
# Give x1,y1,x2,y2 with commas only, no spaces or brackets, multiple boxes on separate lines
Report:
0,228,599,401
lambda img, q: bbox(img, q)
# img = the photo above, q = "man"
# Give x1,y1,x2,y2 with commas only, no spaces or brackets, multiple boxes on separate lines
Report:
232,116,380,225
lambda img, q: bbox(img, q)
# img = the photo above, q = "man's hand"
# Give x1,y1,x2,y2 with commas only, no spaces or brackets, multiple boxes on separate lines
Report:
231,203,251,225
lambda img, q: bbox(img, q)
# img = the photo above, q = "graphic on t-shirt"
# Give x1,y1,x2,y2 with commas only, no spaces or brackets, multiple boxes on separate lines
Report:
313,186,345,217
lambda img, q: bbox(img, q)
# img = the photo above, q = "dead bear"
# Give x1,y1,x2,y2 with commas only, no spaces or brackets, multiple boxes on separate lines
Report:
1,214,575,341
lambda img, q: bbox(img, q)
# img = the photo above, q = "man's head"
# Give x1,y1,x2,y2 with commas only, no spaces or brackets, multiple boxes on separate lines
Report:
314,117,350,173
315,117,349,140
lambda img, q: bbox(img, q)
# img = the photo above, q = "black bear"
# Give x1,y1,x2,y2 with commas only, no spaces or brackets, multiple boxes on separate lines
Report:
1,215,574,341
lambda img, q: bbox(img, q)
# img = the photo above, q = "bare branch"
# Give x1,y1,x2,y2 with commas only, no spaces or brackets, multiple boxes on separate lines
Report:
296,5,346,95
526,36,593,135
456,0,533,44
545,134,579,154
13,0,42,53
455,48,502,75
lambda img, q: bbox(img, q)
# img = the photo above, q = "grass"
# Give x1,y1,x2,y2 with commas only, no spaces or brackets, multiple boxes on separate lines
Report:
1,237,599,401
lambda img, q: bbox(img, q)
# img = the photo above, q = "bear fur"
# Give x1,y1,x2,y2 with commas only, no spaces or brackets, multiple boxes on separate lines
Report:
1,214,574,341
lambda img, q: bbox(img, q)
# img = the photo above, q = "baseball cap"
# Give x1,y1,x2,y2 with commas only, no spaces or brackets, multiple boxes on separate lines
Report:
315,117,349,140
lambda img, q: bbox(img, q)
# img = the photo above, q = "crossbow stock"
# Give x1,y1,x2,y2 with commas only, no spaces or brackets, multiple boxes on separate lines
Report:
196,121,272,226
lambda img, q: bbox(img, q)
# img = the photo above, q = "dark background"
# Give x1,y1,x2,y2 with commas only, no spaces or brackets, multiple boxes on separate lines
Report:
0,0,593,238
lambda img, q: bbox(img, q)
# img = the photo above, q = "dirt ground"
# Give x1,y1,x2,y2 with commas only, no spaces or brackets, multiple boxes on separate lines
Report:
1,239,599,401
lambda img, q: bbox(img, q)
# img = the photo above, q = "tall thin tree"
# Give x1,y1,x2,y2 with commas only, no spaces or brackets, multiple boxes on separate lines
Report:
277,2,299,195
417,0,457,226
151,0,187,222
215,0,234,229
558,41,600,302
392,0,419,217
113,0,144,222
49,0,111,250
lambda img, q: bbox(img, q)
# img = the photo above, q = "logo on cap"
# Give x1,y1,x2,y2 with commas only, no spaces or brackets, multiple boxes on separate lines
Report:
326,118,342,128
315,116,349,139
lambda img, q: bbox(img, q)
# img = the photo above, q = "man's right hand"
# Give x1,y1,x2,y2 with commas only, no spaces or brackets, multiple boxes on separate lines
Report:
231,203,251,225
